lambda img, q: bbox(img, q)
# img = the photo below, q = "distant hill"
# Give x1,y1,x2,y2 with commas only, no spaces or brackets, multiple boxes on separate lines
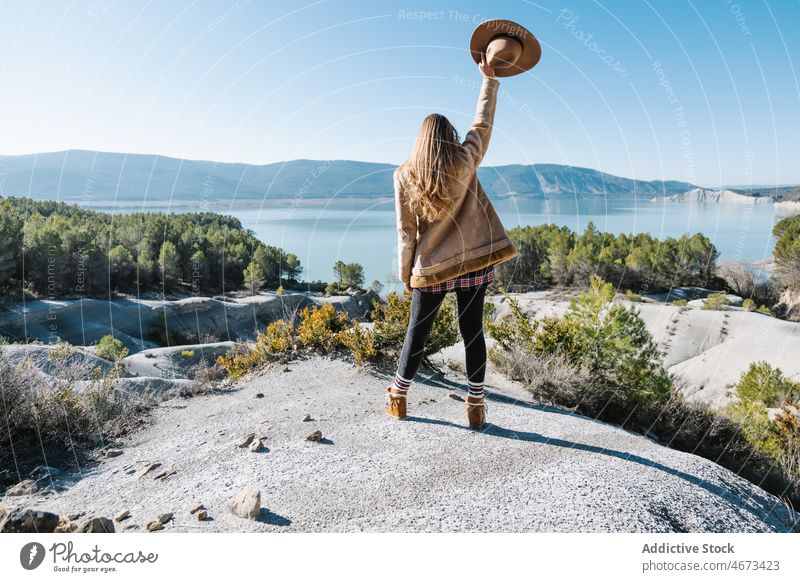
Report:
652,187,774,205
731,185,800,203
0,150,696,204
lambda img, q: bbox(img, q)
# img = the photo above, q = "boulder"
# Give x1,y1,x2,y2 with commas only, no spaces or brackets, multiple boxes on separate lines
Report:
6,479,38,496
227,487,261,520
0,509,60,533
77,516,115,533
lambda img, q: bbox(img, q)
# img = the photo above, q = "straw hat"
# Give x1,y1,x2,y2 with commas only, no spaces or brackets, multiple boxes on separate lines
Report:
469,19,541,77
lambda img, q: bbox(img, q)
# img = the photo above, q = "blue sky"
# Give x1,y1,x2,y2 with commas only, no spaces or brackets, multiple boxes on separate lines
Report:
1,0,798,187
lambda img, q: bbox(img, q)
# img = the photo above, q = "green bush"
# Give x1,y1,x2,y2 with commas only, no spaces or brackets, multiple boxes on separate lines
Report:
324,283,336,296
757,304,772,315
742,298,756,311
96,335,128,362
672,298,688,307
701,291,730,311
276,285,285,295
180,350,195,358
487,276,670,405
297,303,350,351
735,361,798,407
336,320,376,365
726,362,800,479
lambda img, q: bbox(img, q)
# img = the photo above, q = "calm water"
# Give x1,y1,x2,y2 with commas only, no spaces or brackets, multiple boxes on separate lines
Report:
88,197,791,295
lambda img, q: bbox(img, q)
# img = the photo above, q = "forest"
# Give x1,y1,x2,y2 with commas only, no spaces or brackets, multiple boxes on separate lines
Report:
0,196,301,297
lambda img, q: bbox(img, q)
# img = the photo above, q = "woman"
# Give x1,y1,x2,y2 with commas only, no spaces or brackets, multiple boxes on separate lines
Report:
387,53,519,428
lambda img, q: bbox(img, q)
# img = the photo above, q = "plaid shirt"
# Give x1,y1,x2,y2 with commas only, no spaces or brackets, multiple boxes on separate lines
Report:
416,265,494,293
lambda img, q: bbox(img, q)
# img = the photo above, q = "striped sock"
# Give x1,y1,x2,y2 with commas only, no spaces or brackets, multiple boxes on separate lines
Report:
393,373,412,392
467,379,484,398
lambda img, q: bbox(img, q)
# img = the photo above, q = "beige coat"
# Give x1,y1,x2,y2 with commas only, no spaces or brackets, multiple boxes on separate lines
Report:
394,76,519,288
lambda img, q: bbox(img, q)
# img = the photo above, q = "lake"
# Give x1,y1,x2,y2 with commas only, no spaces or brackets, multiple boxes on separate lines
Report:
86,197,793,295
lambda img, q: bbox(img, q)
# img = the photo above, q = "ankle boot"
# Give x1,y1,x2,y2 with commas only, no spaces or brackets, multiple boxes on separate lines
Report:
386,385,407,420
466,395,486,429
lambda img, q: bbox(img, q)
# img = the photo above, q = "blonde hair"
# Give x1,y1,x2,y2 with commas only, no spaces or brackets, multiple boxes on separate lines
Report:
398,114,465,223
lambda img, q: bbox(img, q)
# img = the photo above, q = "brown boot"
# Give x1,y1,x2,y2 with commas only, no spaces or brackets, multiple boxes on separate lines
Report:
466,395,486,429
386,385,407,420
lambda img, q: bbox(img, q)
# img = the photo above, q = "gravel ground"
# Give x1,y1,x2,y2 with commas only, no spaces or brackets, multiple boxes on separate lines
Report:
3,353,794,533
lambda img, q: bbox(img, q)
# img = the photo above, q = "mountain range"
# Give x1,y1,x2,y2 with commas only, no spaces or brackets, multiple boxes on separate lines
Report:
0,149,699,204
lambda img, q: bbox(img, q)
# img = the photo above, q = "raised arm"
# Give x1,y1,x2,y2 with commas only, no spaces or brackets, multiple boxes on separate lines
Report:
393,168,417,286
461,57,500,168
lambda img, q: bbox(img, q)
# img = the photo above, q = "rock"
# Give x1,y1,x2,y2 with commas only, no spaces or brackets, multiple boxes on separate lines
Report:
123,524,139,531
235,432,255,448
227,487,261,520
137,462,161,479
146,520,164,532
0,506,5,521
106,448,124,458
189,501,205,514
67,511,85,521
249,438,263,452
255,393,264,398
196,510,208,521
448,393,465,402
302,414,312,422
76,516,115,533
115,510,130,522
154,469,177,481
7,479,38,496
157,512,173,524
0,508,60,533
306,430,322,442
55,518,78,533
282,366,291,373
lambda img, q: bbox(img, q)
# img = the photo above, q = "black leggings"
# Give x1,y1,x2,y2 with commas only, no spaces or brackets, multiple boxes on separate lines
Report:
395,284,488,386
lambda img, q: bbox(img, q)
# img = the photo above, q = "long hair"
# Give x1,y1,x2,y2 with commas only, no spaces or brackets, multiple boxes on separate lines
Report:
398,113,465,223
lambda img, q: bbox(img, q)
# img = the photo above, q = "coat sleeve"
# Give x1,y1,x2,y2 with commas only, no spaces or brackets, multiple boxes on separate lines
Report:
393,168,417,284
461,76,500,168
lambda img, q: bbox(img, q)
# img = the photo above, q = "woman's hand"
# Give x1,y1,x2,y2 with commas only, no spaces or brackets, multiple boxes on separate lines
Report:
479,51,495,79
404,282,413,294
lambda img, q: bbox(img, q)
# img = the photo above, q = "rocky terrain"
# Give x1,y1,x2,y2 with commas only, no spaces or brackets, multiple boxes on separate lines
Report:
1,353,795,533
3,287,799,408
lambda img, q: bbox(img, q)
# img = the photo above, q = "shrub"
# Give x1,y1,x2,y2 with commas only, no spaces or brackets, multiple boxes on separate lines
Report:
370,290,458,358
742,298,756,311
735,361,798,407
180,350,195,358
757,304,772,315
564,276,671,402
0,341,144,483
485,284,800,509
297,303,350,351
672,298,688,307
772,401,800,477
336,320,376,364
725,363,800,483
487,276,671,405
261,319,295,354
623,290,641,302
702,291,730,311
324,283,336,296
96,335,128,362
276,285,285,295
217,341,260,381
